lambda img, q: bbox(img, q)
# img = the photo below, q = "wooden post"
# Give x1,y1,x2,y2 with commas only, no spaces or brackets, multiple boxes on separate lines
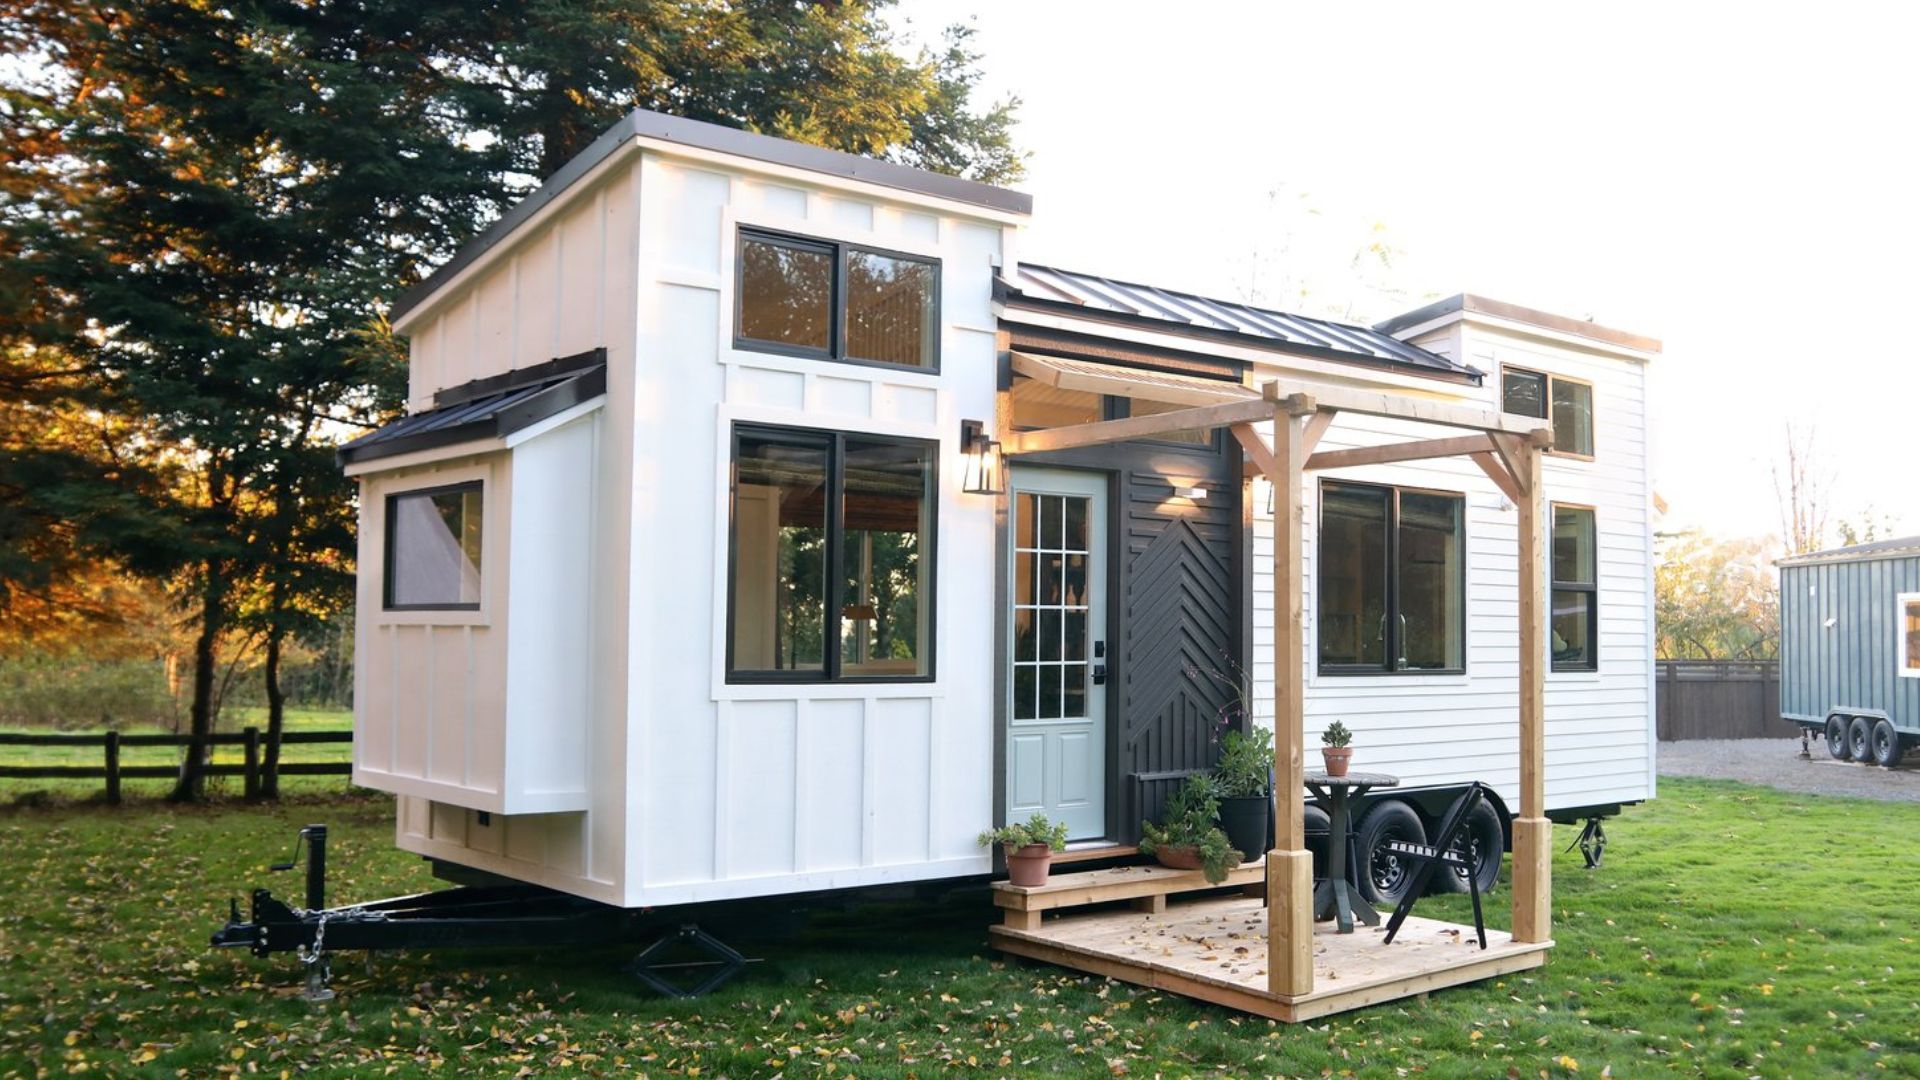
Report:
103,730,121,805
1511,443,1552,943
243,726,261,800
1266,402,1314,997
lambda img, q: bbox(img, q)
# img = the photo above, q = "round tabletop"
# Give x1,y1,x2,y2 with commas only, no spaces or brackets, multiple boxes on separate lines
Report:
1303,771,1399,789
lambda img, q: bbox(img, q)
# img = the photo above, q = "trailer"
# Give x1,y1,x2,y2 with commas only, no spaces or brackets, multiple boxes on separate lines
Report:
1778,537,1920,767
215,108,1659,1012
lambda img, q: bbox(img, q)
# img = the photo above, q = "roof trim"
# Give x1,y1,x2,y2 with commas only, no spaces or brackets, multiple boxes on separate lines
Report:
1777,536,1920,567
338,349,608,468
389,109,1032,326
1375,294,1663,355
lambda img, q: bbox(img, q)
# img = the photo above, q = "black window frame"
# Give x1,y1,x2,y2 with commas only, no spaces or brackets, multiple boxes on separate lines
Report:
1500,364,1595,458
733,227,942,374
1551,503,1599,673
1316,479,1468,676
383,480,484,612
724,422,939,684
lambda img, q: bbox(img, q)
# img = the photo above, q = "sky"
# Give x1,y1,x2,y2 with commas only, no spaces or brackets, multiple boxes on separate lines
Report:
893,1,1920,545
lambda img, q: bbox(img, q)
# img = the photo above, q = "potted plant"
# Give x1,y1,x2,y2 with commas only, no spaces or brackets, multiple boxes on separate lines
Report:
977,813,1070,887
1138,774,1238,884
1321,720,1354,777
1212,726,1273,863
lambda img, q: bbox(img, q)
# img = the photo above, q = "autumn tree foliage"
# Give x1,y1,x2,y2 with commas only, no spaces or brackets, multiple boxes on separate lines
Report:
1654,531,1780,661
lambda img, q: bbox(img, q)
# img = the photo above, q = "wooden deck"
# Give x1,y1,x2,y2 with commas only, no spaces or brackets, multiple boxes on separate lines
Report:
989,894,1551,1022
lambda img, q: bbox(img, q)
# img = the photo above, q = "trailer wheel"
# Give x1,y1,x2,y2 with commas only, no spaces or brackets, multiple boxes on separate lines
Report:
1826,716,1853,760
1354,800,1427,907
1435,800,1503,896
1870,720,1904,768
1849,716,1876,764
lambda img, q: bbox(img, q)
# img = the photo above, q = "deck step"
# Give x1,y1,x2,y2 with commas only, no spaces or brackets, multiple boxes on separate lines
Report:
992,860,1265,929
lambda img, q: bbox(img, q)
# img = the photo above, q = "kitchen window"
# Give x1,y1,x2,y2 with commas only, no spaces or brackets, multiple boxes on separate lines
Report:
1317,481,1465,674
1501,366,1594,457
727,424,936,681
735,229,939,372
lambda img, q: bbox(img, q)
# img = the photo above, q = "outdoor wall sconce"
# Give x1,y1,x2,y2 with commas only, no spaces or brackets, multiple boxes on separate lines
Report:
961,418,1005,496
1177,484,1209,501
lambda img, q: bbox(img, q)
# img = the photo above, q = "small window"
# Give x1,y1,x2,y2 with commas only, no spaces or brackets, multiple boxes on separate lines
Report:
385,483,483,610
1501,366,1594,457
728,425,935,681
735,229,939,371
1900,593,1920,679
1124,397,1215,447
1551,505,1598,671
1010,376,1104,430
1317,481,1465,674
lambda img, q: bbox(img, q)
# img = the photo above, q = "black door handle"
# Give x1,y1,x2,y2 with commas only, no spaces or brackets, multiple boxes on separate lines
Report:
1092,663,1107,686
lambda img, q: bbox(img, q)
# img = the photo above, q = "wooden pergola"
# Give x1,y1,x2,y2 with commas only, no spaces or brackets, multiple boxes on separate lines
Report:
996,374,1554,1014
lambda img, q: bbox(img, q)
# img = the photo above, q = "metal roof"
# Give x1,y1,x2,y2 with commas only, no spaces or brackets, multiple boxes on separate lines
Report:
1374,293,1663,356
391,109,1033,326
1777,536,1920,568
998,263,1479,382
338,351,606,467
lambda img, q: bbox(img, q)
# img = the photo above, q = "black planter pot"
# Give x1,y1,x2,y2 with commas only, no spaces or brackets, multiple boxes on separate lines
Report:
1217,794,1270,864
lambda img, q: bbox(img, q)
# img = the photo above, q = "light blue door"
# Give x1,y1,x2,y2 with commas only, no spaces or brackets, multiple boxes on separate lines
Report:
1006,468,1108,841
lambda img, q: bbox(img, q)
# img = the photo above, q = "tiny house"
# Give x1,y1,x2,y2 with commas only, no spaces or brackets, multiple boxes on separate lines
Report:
337,108,1660,916
1779,537,1920,766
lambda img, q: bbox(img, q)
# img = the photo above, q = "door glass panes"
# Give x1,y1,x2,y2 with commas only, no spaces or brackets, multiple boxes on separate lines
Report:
839,439,932,677
730,432,830,672
386,485,483,608
1317,484,1389,668
1014,494,1093,720
845,250,936,368
1502,369,1548,419
738,235,832,352
1551,378,1595,456
1397,492,1464,670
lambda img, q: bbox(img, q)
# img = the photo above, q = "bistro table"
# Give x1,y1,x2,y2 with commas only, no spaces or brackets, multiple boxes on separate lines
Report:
1304,770,1400,933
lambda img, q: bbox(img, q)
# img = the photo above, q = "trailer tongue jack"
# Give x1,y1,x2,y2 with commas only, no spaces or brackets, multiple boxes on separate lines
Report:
213,824,753,1001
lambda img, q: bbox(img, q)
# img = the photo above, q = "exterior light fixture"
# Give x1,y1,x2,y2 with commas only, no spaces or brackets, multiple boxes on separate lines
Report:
961,418,1004,496
1178,484,1209,501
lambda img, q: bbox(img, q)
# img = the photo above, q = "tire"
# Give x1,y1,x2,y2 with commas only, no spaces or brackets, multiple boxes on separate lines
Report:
1304,804,1331,879
1849,716,1876,764
1826,715,1852,760
1435,801,1504,896
1871,719,1905,769
1354,800,1428,907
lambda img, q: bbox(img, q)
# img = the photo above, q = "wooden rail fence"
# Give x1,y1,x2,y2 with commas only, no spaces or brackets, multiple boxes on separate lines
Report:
1655,660,1783,741
0,727,351,801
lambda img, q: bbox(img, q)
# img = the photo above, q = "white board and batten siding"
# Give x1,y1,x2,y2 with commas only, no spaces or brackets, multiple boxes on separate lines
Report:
1245,314,1656,816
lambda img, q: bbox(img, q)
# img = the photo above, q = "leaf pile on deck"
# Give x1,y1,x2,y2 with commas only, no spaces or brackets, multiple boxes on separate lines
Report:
0,778,1916,1076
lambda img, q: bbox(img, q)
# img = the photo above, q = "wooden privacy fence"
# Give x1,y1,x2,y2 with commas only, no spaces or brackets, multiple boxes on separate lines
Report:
1655,660,1782,741
0,727,351,802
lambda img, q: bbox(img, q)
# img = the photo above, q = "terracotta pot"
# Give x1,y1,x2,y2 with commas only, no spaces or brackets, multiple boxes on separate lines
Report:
1321,746,1353,777
1005,842,1054,887
1152,844,1204,871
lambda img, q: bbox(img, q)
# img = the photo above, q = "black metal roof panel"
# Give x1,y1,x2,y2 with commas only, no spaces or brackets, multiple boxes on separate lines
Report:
999,263,1479,383
1777,536,1920,567
338,351,607,467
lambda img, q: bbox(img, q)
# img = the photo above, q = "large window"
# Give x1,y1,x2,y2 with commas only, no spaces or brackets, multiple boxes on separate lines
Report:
1552,505,1598,671
385,482,483,610
1501,366,1594,458
1899,593,1920,679
735,229,939,371
728,425,935,681
1317,482,1465,674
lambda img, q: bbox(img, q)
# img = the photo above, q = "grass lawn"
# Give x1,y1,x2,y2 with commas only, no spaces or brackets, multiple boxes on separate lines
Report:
0,707,353,803
0,777,1916,1079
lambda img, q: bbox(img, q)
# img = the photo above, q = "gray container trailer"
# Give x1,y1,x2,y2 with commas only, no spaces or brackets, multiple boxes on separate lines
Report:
1778,536,1920,766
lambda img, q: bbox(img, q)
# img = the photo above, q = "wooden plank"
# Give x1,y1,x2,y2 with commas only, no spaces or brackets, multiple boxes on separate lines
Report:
1229,424,1274,476
1260,378,1547,436
991,860,1265,911
1470,451,1525,504
1512,440,1552,944
1267,408,1312,998
1004,397,1277,455
1301,409,1336,457
1050,844,1140,865
1303,433,1496,472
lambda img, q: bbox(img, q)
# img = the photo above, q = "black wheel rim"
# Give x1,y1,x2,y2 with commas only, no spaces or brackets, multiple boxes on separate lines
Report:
1875,728,1894,760
1828,722,1847,756
1853,728,1872,758
1370,825,1416,894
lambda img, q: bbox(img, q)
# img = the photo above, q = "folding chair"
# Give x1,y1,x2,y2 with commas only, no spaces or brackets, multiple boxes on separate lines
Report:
1380,781,1490,950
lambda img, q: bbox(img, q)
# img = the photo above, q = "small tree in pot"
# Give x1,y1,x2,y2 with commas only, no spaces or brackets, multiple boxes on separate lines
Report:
978,813,1070,887
1139,774,1237,884
1212,726,1273,863
1321,720,1354,777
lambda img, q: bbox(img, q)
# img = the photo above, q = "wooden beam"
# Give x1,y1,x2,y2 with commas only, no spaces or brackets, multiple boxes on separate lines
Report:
1230,424,1275,476
1011,351,1255,408
1004,397,1277,455
1267,410,1313,998
1511,441,1552,944
1302,433,1496,472
1469,452,1526,504
1301,409,1336,457
1261,378,1547,437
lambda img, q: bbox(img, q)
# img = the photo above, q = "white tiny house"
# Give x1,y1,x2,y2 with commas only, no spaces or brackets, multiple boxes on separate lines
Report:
339,109,1660,914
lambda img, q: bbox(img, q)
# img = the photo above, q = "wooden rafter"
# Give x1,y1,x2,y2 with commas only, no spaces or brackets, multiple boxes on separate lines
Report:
1470,452,1526,504
1004,397,1277,455
1302,433,1497,472
1260,378,1544,437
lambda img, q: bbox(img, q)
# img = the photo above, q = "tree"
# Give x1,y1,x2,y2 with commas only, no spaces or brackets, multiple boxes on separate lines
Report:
1654,531,1779,661
1773,423,1830,557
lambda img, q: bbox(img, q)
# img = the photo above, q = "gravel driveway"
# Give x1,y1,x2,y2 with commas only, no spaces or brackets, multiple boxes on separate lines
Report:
1657,737,1920,803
